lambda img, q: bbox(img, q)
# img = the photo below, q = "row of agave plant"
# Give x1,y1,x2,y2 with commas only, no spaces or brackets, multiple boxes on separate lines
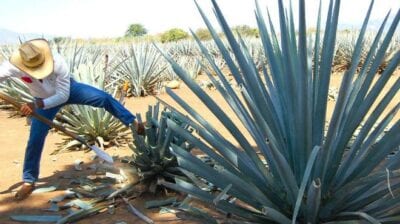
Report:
1,26,398,99
334,30,399,73
0,0,399,222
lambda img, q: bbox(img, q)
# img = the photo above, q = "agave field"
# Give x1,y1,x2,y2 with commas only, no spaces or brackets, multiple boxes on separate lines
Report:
0,0,399,223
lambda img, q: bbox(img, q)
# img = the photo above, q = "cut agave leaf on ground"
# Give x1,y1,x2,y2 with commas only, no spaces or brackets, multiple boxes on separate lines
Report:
144,197,177,209
176,205,218,224
33,185,58,194
65,199,93,210
52,140,81,155
74,160,84,171
159,207,178,214
56,202,108,224
10,215,62,223
49,190,76,203
43,202,60,212
105,172,126,183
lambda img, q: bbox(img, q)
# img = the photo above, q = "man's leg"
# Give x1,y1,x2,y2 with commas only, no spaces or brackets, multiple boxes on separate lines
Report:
66,79,136,126
22,106,61,183
16,105,61,200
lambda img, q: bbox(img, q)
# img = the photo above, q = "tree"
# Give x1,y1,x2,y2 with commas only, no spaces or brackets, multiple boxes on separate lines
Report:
195,28,212,40
232,25,259,37
52,36,71,44
125,23,147,37
160,28,189,43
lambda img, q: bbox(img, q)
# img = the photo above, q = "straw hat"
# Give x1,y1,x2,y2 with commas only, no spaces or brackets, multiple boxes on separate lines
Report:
10,39,53,79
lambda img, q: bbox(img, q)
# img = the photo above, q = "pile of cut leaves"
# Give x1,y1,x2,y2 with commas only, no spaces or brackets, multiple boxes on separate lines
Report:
10,159,148,224
9,156,230,224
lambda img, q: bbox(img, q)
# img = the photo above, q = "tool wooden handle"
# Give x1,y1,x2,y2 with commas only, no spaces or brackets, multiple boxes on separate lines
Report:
0,92,88,146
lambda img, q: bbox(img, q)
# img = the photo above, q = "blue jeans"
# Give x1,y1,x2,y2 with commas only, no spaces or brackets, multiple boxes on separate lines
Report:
23,79,135,183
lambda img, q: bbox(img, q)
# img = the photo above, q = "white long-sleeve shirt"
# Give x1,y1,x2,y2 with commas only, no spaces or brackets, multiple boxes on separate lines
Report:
0,53,70,109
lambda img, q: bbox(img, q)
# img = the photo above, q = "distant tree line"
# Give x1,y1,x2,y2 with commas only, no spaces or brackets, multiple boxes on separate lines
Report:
124,23,259,42
52,23,260,44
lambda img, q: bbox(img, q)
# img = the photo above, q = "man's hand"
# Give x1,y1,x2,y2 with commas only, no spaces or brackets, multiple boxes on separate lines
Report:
20,99,44,115
20,103,35,115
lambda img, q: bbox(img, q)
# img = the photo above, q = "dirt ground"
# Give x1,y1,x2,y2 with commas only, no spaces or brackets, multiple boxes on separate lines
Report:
0,72,398,224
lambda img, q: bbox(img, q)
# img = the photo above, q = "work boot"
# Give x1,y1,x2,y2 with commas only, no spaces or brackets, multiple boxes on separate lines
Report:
15,182,35,201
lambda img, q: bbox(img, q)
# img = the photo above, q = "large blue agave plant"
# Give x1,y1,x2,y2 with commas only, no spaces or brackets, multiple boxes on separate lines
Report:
157,0,400,223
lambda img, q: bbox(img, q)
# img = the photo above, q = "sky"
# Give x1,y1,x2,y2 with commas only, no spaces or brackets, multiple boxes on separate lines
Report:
0,0,399,38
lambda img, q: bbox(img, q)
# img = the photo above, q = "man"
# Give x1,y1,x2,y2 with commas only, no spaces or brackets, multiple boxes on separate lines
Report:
0,39,144,200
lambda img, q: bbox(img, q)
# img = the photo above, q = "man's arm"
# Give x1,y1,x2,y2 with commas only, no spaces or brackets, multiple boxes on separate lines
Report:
42,54,70,109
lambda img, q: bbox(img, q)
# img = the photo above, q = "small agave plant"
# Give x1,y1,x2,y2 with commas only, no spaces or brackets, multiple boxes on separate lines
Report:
0,78,34,111
333,31,369,72
174,56,201,79
379,35,400,74
165,40,201,58
157,0,400,223
0,44,17,61
0,45,34,112
116,43,167,97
